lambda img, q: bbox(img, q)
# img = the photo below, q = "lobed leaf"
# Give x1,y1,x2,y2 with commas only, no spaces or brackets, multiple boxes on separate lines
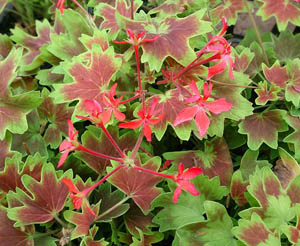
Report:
284,114,300,159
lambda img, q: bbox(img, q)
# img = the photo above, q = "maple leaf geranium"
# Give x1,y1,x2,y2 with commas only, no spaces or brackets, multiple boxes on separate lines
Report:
119,97,164,142
174,81,232,138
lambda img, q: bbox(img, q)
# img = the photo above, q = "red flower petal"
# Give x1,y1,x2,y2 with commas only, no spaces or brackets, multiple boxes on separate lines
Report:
173,185,182,203
119,119,143,129
59,140,73,152
194,108,210,137
174,105,199,126
207,59,227,80
62,178,79,193
113,108,126,121
181,167,203,180
57,149,70,168
143,123,152,142
180,180,200,196
204,98,232,114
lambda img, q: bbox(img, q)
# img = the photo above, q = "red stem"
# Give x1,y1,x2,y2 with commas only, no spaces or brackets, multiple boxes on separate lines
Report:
77,145,124,163
98,124,125,158
130,131,144,159
85,165,124,193
134,46,142,92
139,147,153,157
119,94,140,105
133,165,174,180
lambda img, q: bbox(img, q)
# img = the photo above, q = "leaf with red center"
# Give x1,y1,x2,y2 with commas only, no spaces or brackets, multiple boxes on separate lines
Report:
95,0,143,39
233,47,255,73
75,126,136,174
0,206,34,246
0,133,16,170
245,42,265,78
11,110,47,157
148,0,195,17
238,110,288,150
52,45,121,117
10,17,62,71
262,61,289,88
81,226,109,246
146,89,193,141
79,29,109,52
164,138,233,186
107,155,162,214
286,59,300,107
38,89,74,148
0,153,43,194
274,148,300,189
230,171,249,206
0,34,13,60
232,213,281,246
282,204,300,245
257,0,300,31
0,48,42,140
152,174,227,231
176,201,237,246
210,0,246,25
95,182,129,222
47,10,92,60
119,9,212,71
64,202,100,239
239,167,295,229
255,81,280,105
6,164,72,226
129,228,163,246
124,202,153,236
284,115,300,159
273,31,300,62
211,71,253,122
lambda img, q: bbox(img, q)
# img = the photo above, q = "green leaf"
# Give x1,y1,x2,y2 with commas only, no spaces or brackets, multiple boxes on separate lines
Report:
129,228,163,246
118,9,212,71
239,167,295,230
0,206,34,246
282,204,300,246
232,213,281,246
233,47,255,73
0,132,16,170
238,110,288,150
80,225,109,246
176,201,237,246
34,236,57,246
7,164,72,226
284,114,300,159
164,138,233,186
286,59,300,107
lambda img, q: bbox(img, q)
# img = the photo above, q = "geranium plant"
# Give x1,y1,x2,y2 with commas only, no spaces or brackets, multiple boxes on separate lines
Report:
0,0,300,245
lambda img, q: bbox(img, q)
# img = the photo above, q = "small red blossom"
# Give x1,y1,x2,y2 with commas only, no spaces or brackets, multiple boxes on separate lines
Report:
62,178,96,216
172,163,203,203
77,99,111,126
174,81,232,137
58,120,79,168
113,28,159,48
57,0,65,14
103,83,126,121
201,18,234,80
119,97,164,142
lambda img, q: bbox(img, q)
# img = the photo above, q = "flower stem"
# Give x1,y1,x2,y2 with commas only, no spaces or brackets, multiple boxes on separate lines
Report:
133,165,174,180
86,165,124,194
71,0,96,28
139,146,153,157
78,145,124,163
96,196,130,220
130,131,144,159
119,94,141,105
99,124,125,158
242,0,269,66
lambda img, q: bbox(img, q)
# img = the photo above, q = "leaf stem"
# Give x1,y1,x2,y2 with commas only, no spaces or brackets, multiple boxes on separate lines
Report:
119,94,140,105
110,219,121,246
242,0,269,66
53,214,69,228
31,229,61,239
99,124,125,158
77,145,124,163
96,196,130,220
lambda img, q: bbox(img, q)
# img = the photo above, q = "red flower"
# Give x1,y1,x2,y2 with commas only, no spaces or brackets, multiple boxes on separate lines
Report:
58,120,79,168
57,0,65,14
172,163,203,203
174,81,232,137
119,97,164,142
77,99,111,126
62,178,96,216
103,83,126,121
200,18,234,80
113,28,159,48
